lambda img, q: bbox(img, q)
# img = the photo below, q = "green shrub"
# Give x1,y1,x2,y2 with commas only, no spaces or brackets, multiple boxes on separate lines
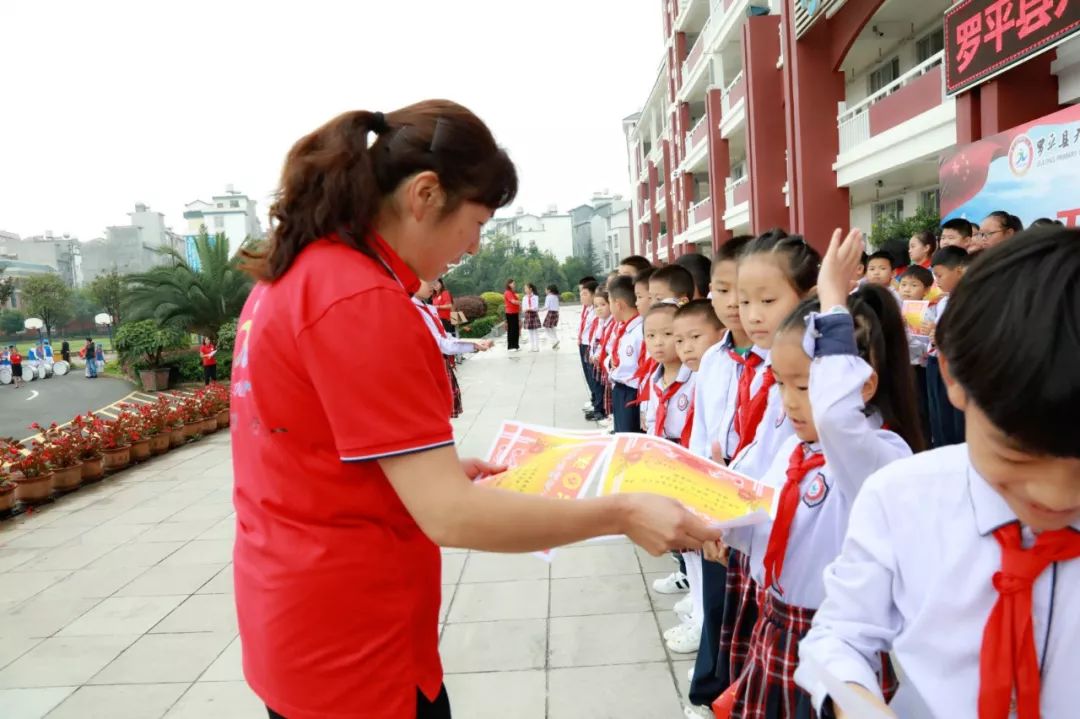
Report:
480,291,505,316
459,316,500,338
133,347,233,385
869,206,940,252
560,291,575,303
115,320,189,367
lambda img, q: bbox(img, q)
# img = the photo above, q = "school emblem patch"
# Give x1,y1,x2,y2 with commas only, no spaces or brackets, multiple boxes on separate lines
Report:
677,395,690,411
802,472,829,508
625,344,635,357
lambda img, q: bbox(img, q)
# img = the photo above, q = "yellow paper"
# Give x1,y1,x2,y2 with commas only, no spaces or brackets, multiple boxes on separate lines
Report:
902,300,930,336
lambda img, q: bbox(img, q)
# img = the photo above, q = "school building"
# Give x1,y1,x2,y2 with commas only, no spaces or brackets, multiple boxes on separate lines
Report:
624,0,1080,260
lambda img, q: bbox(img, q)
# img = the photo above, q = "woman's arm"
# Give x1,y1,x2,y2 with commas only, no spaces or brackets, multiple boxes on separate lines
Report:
379,446,721,555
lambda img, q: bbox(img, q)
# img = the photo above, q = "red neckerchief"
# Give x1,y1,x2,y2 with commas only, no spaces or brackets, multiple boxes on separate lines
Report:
762,443,826,593
652,370,693,447
588,316,600,344
597,319,618,369
611,315,640,369
366,233,420,295
578,307,589,341
979,524,1080,719
412,299,446,338
730,351,774,457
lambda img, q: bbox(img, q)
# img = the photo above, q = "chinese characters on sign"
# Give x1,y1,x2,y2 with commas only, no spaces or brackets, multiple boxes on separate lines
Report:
946,0,1080,95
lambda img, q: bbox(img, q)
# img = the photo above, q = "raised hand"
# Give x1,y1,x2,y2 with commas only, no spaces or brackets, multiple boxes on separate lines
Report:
819,227,865,311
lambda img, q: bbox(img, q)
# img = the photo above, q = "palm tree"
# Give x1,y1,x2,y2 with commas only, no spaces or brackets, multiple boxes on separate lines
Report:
124,229,252,342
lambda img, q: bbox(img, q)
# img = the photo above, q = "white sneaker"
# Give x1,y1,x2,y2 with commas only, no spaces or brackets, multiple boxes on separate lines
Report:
652,572,690,594
687,666,695,683
673,595,693,620
684,705,710,718
663,618,691,640
582,400,593,411
666,622,701,654
598,416,614,428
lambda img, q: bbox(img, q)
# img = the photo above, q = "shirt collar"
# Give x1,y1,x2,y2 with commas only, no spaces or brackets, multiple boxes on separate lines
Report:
626,314,644,331
368,233,421,295
967,458,1026,536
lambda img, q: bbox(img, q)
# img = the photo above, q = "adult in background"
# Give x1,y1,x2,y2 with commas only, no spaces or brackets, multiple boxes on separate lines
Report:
503,278,521,351
674,252,712,300
972,210,1023,250
200,337,218,385
60,338,71,364
229,101,717,719
83,338,97,379
431,278,455,335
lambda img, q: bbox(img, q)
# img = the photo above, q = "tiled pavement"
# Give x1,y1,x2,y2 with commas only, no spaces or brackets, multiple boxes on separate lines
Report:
0,308,697,718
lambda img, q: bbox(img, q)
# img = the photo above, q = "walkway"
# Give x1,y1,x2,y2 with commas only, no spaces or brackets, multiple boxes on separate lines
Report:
0,307,694,718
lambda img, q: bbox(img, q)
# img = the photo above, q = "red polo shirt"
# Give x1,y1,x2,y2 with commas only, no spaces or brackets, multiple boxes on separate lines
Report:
504,289,520,315
230,235,453,718
433,289,453,321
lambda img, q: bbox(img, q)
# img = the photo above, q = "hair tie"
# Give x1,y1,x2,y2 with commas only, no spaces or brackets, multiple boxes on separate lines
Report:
369,111,389,135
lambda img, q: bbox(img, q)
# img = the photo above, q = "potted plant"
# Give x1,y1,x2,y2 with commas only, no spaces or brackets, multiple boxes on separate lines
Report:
208,384,230,428
166,406,186,448
96,415,132,471
114,320,189,392
178,395,203,438
142,398,172,455
194,390,218,434
115,406,151,462
0,471,14,513
34,422,83,492
70,414,104,481
4,440,54,504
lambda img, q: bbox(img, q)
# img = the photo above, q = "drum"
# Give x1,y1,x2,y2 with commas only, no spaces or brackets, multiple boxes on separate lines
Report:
37,364,47,380
53,361,69,376
22,365,34,382
0,366,10,385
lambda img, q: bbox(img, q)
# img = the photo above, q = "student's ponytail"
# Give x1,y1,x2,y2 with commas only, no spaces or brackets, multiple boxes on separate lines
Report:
247,101,518,282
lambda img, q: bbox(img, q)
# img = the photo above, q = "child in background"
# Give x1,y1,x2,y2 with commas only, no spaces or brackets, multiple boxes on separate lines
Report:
543,284,561,350
522,283,541,352
713,229,920,718
898,264,934,441
578,279,600,416
973,209,1023,250
675,253,713,300
796,227,1080,719
864,251,896,289
588,290,615,424
649,264,695,305
908,231,937,269
634,268,655,317
707,231,822,711
642,301,696,445
619,255,653,277
939,217,973,249
924,246,970,447
606,276,646,433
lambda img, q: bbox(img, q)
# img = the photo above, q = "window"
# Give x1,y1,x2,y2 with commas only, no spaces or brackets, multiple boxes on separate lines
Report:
214,216,225,229
916,28,945,64
869,56,900,94
871,198,904,226
919,189,940,215
230,200,240,208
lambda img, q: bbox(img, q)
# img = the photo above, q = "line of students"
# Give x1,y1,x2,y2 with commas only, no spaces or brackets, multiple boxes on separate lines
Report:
572,223,1080,718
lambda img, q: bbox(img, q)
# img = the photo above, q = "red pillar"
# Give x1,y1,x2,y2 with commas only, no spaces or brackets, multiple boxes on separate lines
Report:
980,53,1060,136
743,16,788,235
705,88,731,255
955,88,981,145
675,33,688,92
648,162,660,263
662,139,675,260
782,10,848,251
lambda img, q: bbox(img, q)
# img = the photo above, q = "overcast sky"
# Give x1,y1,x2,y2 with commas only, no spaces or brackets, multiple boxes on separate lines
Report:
1,1,663,242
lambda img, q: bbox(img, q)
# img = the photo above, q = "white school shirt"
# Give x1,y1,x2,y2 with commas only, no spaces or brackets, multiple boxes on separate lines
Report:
608,315,645,388
544,294,559,312
725,351,911,609
925,295,949,358
728,353,793,482
578,306,595,346
689,339,739,459
795,444,1080,718
589,316,612,362
411,298,477,356
523,294,539,312
643,364,696,439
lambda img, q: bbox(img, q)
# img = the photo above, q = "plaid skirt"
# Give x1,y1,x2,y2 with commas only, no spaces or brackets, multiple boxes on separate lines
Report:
445,357,462,418
543,310,559,328
522,310,541,330
720,592,899,719
716,549,760,689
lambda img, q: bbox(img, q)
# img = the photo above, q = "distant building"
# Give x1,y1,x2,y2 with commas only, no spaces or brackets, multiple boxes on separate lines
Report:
0,258,59,311
569,192,632,273
0,231,83,287
483,206,574,261
80,203,185,283
183,185,264,268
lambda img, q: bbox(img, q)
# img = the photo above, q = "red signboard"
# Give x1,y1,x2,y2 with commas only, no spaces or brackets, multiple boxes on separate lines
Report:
945,0,1080,95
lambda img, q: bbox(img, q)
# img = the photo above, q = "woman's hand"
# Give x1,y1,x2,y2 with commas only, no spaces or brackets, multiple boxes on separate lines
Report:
460,458,505,481
834,684,897,719
618,494,723,556
702,538,728,564
475,340,494,351
819,228,865,311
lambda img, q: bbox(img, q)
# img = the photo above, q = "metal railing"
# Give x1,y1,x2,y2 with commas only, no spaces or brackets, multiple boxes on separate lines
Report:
837,51,944,154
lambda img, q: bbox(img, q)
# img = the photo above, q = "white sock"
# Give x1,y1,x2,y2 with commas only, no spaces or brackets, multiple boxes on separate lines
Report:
684,551,705,629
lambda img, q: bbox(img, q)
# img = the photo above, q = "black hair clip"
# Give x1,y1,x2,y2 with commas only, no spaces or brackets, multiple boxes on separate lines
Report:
369,111,390,135
430,118,449,154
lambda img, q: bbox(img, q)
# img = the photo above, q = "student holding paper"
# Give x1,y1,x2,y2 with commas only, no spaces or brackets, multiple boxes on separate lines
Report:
797,227,1080,719
200,337,218,385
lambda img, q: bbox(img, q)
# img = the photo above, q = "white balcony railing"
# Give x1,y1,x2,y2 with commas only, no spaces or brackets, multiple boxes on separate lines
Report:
690,197,712,225
685,115,709,154
721,71,745,113
837,51,944,154
724,175,749,208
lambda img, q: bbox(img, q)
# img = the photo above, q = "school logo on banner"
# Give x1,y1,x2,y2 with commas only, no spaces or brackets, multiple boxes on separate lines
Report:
802,472,829,508
1009,134,1035,176
677,395,690,411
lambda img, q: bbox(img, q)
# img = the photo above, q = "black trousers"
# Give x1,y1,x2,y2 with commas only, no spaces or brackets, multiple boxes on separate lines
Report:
268,685,451,719
204,364,218,385
506,314,520,350
611,382,641,433
926,356,964,447
913,364,931,448
579,345,605,415
440,319,456,336
689,557,729,705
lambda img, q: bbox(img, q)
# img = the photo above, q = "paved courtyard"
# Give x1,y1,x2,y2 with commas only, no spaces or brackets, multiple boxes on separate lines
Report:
0,308,696,718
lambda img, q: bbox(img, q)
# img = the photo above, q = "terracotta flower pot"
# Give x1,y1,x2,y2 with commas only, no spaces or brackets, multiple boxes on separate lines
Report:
81,457,104,481
131,438,151,462
150,433,171,455
52,463,84,491
183,422,201,439
201,417,217,434
216,409,230,428
0,485,14,513
101,445,131,471
169,428,185,447
13,472,54,504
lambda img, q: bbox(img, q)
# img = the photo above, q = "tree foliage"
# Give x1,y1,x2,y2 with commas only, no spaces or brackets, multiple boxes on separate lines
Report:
869,206,941,254
124,229,252,342
445,234,595,298
0,266,14,307
0,309,24,335
20,273,73,337
88,270,125,325
115,319,190,368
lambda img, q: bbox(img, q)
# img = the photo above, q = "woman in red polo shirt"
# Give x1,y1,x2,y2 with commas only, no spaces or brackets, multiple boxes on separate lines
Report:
503,278,521,351
231,101,719,719
431,278,454,335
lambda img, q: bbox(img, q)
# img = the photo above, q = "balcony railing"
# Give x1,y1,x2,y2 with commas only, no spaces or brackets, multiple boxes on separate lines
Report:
838,51,944,154
724,175,749,208
690,197,713,225
685,115,710,155
721,71,746,114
